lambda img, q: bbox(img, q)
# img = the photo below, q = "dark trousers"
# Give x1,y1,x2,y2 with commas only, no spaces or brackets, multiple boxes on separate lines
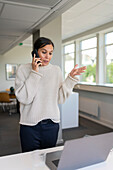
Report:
20,119,59,152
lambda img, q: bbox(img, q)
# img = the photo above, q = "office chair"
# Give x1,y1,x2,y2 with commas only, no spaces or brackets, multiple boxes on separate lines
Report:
0,92,16,115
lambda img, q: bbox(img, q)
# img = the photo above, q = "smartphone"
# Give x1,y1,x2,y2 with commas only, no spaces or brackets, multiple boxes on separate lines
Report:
31,49,39,58
31,49,41,64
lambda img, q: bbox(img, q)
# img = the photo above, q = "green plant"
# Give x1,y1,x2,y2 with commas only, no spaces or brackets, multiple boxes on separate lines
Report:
106,63,113,83
82,64,96,82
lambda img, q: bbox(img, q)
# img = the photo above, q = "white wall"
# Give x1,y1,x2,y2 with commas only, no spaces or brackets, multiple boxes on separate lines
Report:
40,16,62,68
74,89,113,129
0,46,32,91
0,16,62,92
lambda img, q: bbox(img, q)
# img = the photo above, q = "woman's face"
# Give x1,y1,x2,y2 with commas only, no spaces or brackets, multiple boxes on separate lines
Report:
38,44,53,66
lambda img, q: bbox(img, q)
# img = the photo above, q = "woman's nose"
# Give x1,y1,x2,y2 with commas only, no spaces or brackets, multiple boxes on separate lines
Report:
45,53,49,58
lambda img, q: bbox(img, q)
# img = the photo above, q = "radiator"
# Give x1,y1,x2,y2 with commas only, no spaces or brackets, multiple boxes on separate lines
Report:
79,97,99,117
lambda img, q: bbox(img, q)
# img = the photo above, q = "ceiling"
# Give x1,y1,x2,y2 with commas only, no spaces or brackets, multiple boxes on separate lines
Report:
62,0,113,40
23,0,113,46
0,0,81,54
1,0,113,54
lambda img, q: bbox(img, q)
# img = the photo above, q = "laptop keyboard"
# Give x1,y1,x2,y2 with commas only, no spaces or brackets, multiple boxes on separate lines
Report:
52,159,60,167
46,150,62,169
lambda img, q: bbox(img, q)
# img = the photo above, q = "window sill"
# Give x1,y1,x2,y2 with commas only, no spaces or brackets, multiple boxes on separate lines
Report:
74,83,113,95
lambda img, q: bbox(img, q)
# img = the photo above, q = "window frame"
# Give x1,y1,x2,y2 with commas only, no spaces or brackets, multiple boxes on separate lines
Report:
62,27,113,90
104,31,113,85
63,42,76,78
79,36,97,84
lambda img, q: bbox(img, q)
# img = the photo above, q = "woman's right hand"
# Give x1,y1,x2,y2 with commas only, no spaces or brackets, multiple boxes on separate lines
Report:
32,55,42,72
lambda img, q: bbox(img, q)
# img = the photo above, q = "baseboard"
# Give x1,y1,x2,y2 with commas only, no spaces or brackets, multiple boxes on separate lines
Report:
80,113,113,129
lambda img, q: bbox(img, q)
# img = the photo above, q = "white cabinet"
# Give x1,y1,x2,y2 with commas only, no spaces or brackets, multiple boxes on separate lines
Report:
57,92,79,144
61,92,79,129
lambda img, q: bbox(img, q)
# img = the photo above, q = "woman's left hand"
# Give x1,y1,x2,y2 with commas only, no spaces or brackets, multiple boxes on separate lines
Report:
70,64,87,78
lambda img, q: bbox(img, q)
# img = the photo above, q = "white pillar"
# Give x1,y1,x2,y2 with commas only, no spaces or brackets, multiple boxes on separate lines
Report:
40,16,63,144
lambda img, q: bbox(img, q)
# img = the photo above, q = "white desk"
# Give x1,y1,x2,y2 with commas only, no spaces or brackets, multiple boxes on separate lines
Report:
0,146,113,170
0,146,63,170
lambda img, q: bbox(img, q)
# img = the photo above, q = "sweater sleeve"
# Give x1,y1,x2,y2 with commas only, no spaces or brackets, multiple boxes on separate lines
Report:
58,68,79,104
15,65,43,105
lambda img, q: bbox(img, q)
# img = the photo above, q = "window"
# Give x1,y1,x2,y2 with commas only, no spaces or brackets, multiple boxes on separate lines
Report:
63,28,113,88
105,32,113,84
80,37,97,83
63,43,75,78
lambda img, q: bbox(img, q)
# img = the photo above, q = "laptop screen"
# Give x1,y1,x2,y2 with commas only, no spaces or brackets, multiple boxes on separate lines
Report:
58,132,113,170
46,132,113,170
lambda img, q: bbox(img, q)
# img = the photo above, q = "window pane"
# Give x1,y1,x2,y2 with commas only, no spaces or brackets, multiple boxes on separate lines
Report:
65,53,74,78
81,37,97,50
65,53,74,60
105,32,113,45
64,44,74,54
65,60,74,78
81,49,97,65
81,48,97,83
105,45,113,84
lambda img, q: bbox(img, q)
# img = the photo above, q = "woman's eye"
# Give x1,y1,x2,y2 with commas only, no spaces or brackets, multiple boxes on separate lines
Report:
42,51,46,54
49,53,53,55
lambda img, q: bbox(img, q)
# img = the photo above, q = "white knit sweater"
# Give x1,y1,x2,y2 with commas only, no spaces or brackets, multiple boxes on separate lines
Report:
15,63,78,125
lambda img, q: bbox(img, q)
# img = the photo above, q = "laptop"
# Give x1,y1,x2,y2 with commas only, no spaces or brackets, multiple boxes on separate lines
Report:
46,132,113,170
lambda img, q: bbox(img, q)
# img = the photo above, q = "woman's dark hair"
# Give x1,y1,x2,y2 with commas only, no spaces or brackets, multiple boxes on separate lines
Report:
34,37,54,50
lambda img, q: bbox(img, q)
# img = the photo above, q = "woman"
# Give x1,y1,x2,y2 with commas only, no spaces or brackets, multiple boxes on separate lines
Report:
15,37,86,152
